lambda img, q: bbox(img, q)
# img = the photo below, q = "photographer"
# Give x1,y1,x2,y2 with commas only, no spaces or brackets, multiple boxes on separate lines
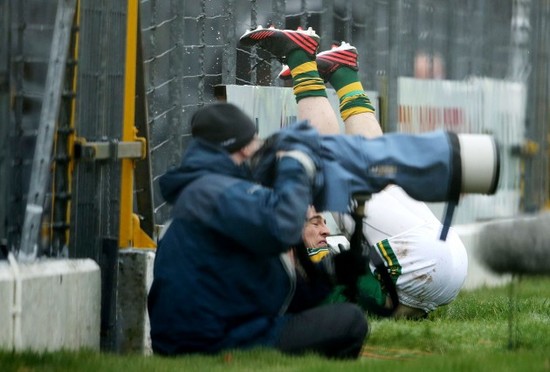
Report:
149,30,497,358
148,102,368,358
148,97,467,358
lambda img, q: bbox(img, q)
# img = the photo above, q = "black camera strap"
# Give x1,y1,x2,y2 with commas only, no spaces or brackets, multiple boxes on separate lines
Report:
439,200,457,241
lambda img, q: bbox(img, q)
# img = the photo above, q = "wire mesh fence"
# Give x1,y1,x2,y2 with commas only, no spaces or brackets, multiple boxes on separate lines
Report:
139,0,549,224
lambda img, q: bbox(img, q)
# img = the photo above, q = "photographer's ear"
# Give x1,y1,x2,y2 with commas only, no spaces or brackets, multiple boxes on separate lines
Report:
231,136,262,165
240,136,262,158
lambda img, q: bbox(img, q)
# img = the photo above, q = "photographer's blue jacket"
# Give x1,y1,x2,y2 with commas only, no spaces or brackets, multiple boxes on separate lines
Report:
148,139,313,355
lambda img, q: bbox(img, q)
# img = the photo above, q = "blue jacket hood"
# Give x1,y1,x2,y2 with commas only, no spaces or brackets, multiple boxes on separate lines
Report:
159,139,252,204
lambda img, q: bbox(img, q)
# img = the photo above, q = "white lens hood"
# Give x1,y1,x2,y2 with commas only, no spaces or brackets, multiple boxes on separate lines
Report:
457,133,500,195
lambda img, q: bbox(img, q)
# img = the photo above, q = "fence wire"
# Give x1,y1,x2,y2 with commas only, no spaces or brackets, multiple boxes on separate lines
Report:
139,0,549,223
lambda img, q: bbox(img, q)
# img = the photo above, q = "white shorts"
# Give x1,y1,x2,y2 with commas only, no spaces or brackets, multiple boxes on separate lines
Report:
335,186,468,313
371,222,468,312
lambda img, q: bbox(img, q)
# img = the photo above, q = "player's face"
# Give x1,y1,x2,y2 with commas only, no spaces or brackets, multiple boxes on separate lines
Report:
302,206,330,248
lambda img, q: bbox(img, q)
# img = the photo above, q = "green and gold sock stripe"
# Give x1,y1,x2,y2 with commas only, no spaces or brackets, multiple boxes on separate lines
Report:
293,76,326,93
376,240,402,279
336,81,375,119
293,75,327,101
290,61,318,77
336,81,364,99
288,58,327,101
340,94,375,120
339,95,375,112
339,89,366,101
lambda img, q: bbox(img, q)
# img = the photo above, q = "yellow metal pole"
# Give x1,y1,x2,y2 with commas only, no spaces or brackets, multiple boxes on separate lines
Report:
119,0,155,248
66,0,80,247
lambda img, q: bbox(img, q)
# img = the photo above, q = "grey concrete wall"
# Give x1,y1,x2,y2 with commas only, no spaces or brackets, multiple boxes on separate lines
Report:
0,258,100,352
0,262,14,350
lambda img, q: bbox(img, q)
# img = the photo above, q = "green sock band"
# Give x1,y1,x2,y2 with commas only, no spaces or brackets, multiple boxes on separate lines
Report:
328,66,361,92
287,49,314,70
340,95,376,114
288,50,327,102
329,66,377,118
293,74,327,102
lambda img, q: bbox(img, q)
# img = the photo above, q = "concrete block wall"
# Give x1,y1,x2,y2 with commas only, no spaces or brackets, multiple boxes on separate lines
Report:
0,258,101,352
0,264,15,349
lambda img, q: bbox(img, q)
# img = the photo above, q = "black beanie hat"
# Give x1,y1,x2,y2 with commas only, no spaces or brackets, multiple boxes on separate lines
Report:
191,102,257,153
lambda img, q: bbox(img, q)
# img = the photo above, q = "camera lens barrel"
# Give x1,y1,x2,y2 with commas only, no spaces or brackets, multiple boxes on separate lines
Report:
456,133,500,195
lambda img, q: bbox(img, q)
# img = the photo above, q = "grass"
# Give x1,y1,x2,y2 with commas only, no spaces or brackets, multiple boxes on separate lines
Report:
1,276,549,371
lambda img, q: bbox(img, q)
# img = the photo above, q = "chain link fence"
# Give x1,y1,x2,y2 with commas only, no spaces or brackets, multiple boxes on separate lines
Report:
139,0,549,224
1,0,549,253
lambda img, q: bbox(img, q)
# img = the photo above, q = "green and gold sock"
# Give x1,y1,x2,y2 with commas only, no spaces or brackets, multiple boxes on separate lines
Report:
287,49,327,102
329,67,375,121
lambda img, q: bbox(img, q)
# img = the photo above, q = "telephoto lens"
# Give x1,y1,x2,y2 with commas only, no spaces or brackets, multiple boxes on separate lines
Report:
456,133,500,195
